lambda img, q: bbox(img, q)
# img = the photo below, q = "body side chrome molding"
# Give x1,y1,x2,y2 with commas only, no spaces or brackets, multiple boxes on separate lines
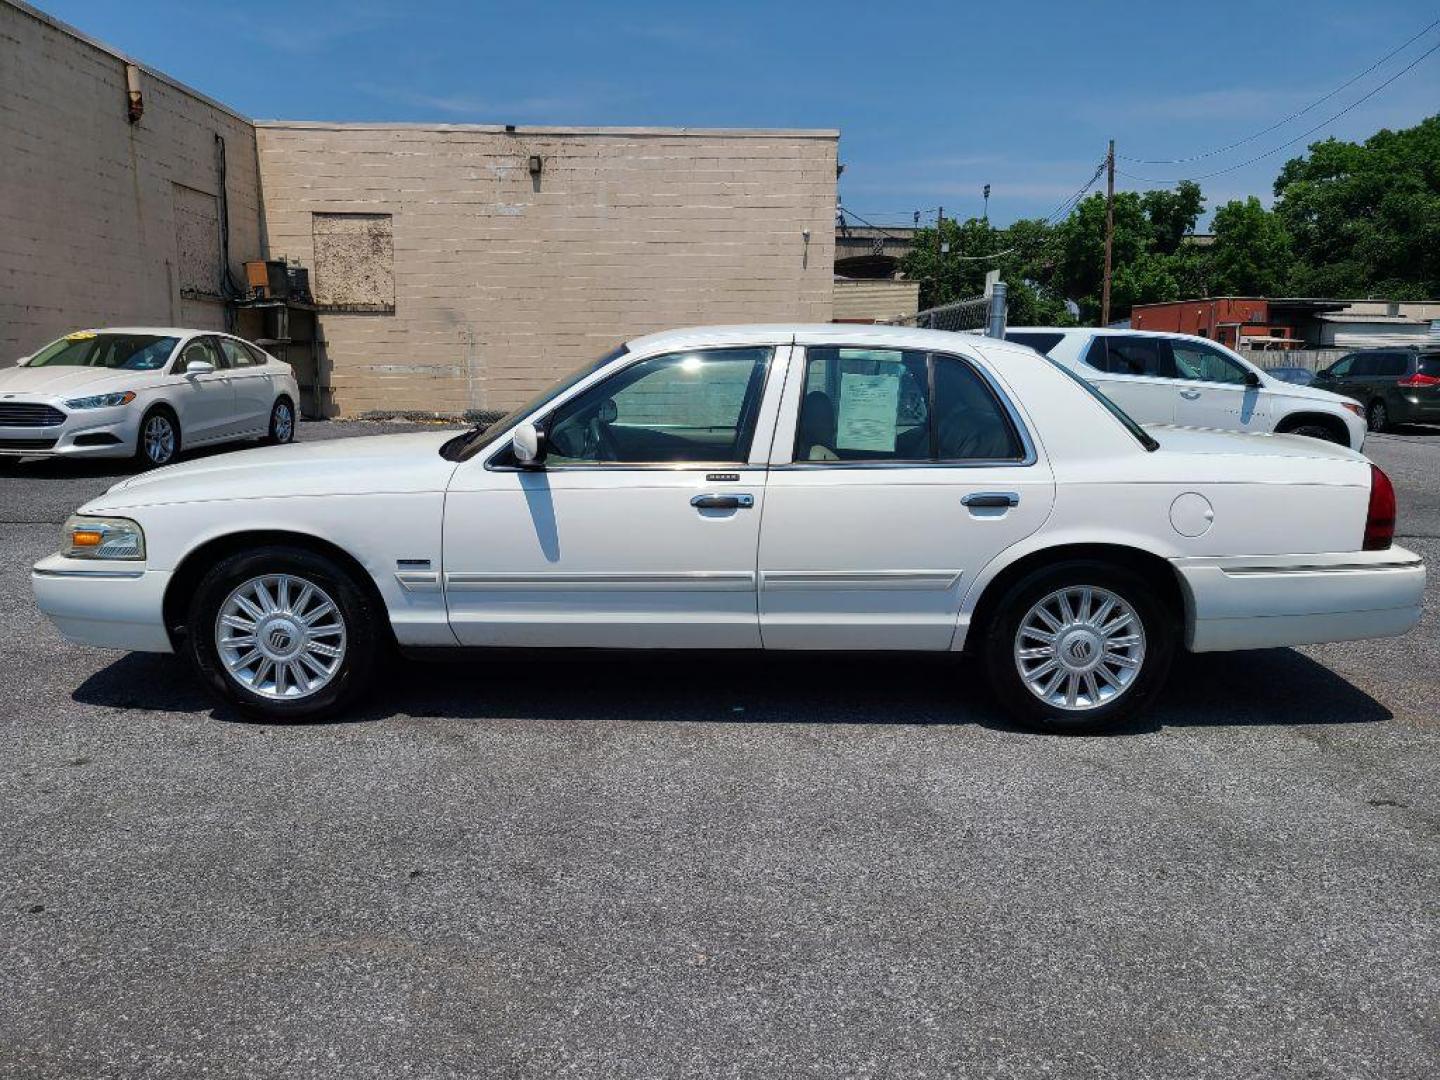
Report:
761,569,962,591
444,570,756,592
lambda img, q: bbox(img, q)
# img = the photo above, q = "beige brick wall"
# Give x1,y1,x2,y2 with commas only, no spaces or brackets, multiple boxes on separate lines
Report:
257,123,837,416
834,279,921,324
0,0,264,363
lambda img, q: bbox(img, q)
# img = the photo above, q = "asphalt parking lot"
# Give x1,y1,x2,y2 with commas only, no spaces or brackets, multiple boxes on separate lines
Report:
2,422,1438,1079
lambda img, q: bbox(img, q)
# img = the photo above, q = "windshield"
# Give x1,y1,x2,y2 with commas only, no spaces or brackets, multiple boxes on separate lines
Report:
28,332,178,371
445,343,630,461
1045,357,1159,452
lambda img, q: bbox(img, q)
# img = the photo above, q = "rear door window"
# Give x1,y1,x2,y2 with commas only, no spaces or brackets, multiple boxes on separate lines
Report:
1377,353,1409,378
219,338,258,368
794,347,1024,463
1085,336,1171,377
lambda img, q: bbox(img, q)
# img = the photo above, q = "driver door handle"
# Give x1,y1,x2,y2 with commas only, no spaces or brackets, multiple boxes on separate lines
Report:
961,491,1019,509
691,493,755,510
1179,389,1201,400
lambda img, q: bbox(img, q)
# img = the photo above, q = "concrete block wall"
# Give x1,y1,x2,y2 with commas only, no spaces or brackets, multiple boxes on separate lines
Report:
257,123,837,416
0,0,264,362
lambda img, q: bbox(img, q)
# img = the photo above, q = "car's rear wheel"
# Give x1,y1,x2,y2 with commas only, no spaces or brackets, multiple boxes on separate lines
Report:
266,397,295,445
1367,399,1389,433
135,407,180,468
983,561,1176,734
186,546,380,721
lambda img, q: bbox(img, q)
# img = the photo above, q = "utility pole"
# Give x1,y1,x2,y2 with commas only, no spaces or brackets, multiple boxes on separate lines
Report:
982,183,990,222
1101,139,1115,327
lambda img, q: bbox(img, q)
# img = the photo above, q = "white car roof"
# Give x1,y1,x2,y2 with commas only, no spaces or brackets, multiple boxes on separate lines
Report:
1011,326,1220,344
63,327,217,337
626,323,1019,355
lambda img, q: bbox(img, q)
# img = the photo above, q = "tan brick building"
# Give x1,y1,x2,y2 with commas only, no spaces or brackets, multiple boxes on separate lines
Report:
0,0,838,417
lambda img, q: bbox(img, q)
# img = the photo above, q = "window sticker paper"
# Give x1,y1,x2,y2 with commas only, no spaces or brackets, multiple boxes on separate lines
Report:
836,372,900,452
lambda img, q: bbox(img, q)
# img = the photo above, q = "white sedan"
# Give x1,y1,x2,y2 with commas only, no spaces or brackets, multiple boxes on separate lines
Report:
1,328,301,467
32,324,1425,733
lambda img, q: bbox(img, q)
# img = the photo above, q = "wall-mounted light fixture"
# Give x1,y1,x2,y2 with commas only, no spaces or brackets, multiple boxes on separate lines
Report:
528,155,544,177
125,63,143,123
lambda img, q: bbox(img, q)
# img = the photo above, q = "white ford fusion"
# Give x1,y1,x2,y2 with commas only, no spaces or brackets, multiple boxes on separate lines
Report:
1,328,301,467
32,324,1425,733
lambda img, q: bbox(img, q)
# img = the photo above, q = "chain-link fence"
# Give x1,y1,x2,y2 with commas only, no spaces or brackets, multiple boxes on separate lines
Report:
893,282,1007,337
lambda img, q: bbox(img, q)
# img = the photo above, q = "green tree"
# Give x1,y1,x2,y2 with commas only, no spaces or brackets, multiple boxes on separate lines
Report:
1141,180,1205,255
1273,114,1440,298
1208,196,1292,296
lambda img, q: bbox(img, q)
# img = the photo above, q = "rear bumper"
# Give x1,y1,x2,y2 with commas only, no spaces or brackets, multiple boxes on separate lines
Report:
32,555,173,652
1174,546,1425,652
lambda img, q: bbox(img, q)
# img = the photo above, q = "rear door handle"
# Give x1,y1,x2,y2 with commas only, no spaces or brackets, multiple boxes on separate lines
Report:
961,491,1019,509
1179,389,1201,400
691,493,755,510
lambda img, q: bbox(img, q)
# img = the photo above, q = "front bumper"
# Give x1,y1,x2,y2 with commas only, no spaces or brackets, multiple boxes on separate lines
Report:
32,554,173,652
1174,546,1425,652
0,406,140,457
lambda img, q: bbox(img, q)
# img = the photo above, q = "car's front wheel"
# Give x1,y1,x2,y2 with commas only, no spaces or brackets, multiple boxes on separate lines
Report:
135,407,180,468
186,546,381,721
983,561,1176,734
266,397,295,445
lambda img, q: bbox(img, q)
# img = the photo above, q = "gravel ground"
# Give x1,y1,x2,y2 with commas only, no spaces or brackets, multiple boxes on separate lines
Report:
1,420,1437,1079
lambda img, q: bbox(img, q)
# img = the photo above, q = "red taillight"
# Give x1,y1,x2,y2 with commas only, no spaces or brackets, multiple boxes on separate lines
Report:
1364,464,1396,551
1397,372,1440,388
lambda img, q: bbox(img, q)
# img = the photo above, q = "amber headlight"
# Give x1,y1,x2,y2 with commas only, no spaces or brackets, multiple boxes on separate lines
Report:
62,515,145,560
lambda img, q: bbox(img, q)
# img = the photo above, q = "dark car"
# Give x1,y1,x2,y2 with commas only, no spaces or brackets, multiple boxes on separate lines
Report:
1263,365,1316,386
1312,347,1440,431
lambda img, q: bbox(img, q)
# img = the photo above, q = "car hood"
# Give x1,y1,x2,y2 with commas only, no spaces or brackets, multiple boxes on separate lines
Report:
0,365,140,398
1261,378,1355,406
1148,423,1367,463
87,430,463,512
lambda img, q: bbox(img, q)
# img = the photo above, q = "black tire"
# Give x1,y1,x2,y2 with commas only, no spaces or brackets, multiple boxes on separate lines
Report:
1287,422,1340,443
265,396,296,445
135,406,180,468
982,560,1177,735
1367,400,1389,433
186,546,380,721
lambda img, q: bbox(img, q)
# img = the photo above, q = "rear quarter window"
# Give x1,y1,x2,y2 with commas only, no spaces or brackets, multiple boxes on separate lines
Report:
1418,355,1440,377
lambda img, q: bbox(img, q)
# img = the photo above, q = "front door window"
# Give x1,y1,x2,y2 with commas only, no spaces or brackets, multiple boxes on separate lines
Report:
544,347,771,465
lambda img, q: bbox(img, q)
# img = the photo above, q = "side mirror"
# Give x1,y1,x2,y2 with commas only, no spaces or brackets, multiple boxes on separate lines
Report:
1244,370,1262,387
512,421,545,467
15,355,30,366
1316,367,1331,379
184,359,214,375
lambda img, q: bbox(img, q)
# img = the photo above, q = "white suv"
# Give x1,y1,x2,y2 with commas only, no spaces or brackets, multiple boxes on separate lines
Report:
1006,328,1367,450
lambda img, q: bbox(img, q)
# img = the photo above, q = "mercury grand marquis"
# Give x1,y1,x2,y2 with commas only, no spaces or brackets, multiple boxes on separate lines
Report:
32,325,1426,733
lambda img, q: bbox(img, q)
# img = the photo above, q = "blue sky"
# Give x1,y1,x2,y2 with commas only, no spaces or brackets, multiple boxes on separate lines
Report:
39,0,1440,228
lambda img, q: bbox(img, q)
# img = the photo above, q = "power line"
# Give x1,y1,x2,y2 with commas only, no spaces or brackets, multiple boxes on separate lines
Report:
1118,36,1440,186
1121,16,1440,164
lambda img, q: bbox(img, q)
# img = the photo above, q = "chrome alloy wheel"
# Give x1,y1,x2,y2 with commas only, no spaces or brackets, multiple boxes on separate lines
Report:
215,574,347,700
273,400,294,442
1014,585,1146,712
144,414,176,464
